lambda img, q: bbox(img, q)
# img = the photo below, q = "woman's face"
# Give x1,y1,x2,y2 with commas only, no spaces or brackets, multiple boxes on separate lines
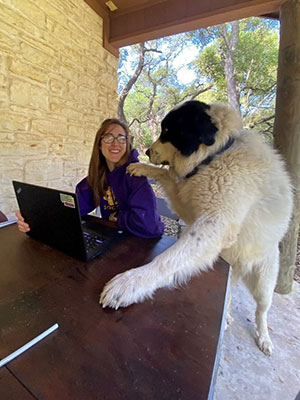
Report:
100,124,128,171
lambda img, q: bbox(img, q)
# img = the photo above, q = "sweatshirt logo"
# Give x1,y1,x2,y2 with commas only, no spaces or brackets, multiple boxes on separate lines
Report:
103,187,119,211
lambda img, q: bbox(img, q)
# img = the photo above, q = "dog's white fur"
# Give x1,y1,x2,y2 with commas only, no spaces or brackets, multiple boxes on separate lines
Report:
100,103,293,355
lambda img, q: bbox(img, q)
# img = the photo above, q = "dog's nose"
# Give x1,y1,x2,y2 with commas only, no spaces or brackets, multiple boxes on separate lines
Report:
145,149,150,157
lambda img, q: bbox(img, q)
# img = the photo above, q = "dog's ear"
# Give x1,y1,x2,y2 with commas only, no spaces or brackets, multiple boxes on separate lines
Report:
176,102,218,156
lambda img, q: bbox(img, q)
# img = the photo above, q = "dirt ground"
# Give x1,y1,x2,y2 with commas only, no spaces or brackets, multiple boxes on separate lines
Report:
295,234,300,283
213,279,300,400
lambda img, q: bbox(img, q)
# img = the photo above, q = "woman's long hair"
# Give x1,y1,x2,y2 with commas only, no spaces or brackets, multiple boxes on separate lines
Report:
88,118,131,206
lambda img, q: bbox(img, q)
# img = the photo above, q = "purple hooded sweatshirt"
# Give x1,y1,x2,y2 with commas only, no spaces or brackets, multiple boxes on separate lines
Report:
76,149,164,238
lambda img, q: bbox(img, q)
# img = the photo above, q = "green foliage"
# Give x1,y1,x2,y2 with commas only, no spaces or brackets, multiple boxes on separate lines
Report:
118,17,280,151
191,18,279,133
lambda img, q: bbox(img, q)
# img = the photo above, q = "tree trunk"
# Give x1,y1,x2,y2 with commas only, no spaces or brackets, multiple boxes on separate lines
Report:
273,0,300,294
221,22,241,113
118,43,146,124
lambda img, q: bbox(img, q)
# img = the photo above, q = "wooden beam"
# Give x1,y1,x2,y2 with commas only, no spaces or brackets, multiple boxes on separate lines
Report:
274,0,300,294
108,0,283,48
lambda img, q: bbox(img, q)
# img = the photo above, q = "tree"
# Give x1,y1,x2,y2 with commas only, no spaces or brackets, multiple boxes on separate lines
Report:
190,18,279,135
117,17,280,151
118,34,212,150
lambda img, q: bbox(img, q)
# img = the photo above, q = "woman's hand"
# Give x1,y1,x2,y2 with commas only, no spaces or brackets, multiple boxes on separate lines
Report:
16,210,30,233
108,212,118,223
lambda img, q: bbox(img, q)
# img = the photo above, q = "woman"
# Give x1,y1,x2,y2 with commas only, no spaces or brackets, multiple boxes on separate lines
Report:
17,119,164,239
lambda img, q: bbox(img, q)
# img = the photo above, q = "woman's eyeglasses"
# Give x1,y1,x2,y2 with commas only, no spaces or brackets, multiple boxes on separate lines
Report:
101,134,127,144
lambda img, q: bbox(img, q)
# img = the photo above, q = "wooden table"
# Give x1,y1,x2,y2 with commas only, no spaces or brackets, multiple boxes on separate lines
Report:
0,220,230,400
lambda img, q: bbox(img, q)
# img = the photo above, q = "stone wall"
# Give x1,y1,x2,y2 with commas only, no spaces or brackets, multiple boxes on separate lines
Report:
0,0,118,218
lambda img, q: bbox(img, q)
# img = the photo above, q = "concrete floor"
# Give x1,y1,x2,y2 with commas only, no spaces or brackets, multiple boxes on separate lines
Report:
213,280,300,400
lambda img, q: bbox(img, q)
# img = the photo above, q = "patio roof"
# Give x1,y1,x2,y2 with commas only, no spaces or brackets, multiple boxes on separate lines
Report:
84,0,280,56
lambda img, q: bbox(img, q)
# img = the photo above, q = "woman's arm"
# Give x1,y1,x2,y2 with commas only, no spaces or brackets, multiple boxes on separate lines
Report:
75,177,97,216
117,176,164,238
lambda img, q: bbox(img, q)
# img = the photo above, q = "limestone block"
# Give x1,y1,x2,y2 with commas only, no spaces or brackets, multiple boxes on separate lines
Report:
1,184,19,198
21,42,57,70
50,102,84,120
48,142,65,156
0,53,4,71
83,125,100,139
82,9,103,37
45,177,78,191
0,168,23,185
0,73,6,85
0,5,39,36
48,141,87,157
89,40,104,57
34,0,67,25
59,65,79,82
32,118,67,136
67,80,79,99
1,198,19,219
0,33,19,55
11,1,46,28
82,112,108,125
78,73,98,89
61,51,84,71
10,105,43,117
68,24,92,51
0,141,47,156
68,125,84,138
49,78,67,96
9,59,47,83
10,81,31,106
29,85,49,111
56,0,82,18
63,161,87,177
77,87,99,107
77,148,93,164
103,51,119,70
0,158,25,169
0,112,29,131
24,158,63,182
84,59,102,77
0,86,8,101
15,133,45,142
0,131,14,140
51,22,72,44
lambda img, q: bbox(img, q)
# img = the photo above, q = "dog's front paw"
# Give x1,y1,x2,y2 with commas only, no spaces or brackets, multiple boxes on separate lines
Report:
99,266,154,309
126,163,148,177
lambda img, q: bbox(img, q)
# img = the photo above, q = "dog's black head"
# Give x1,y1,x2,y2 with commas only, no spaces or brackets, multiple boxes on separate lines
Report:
160,101,218,156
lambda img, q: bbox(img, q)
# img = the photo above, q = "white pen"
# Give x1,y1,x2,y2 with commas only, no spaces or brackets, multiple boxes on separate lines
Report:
0,323,59,368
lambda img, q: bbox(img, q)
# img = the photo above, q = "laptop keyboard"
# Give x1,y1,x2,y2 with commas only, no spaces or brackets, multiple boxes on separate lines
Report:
83,231,105,252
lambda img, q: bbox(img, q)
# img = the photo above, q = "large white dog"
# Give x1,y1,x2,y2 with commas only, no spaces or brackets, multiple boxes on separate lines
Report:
100,101,293,355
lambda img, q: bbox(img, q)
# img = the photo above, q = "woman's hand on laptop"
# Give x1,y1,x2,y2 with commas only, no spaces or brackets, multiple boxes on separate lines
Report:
16,211,30,233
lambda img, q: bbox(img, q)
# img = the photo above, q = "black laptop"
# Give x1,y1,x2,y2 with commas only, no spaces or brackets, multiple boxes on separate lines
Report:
12,180,125,262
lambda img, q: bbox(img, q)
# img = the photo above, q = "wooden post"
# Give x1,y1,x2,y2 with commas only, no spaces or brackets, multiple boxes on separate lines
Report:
273,0,300,293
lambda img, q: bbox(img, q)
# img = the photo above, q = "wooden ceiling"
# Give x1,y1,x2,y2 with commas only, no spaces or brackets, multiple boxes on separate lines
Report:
84,0,281,56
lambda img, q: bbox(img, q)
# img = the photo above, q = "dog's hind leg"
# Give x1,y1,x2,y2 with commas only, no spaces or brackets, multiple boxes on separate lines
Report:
226,267,240,327
243,248,279,356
